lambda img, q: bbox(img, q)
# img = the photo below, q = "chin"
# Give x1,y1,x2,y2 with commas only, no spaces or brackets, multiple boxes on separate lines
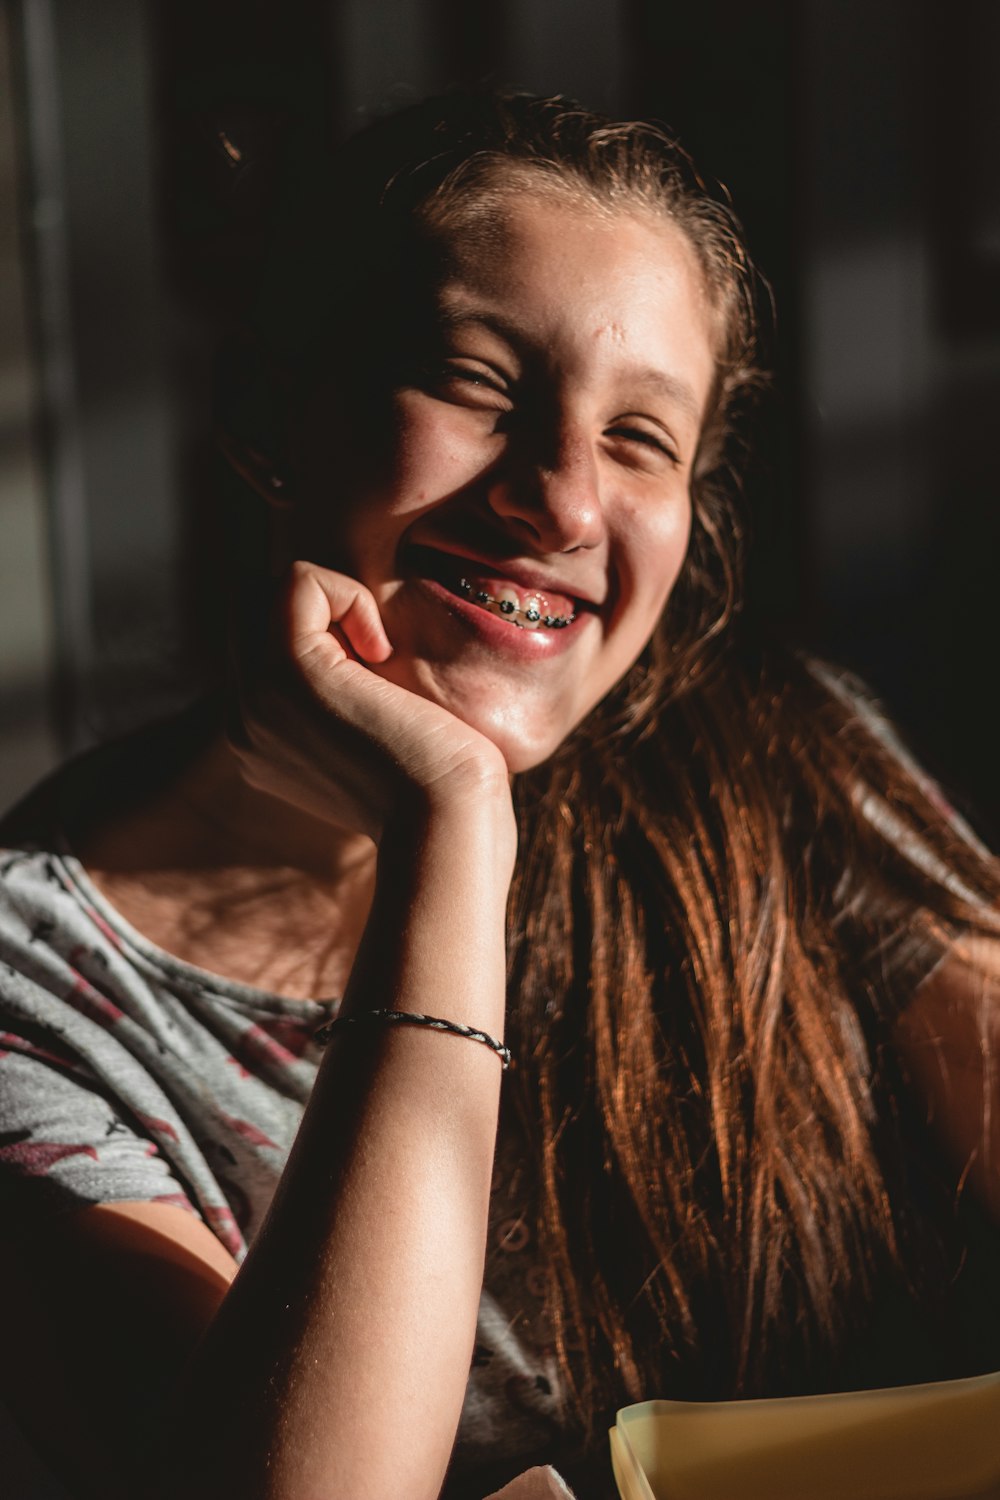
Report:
444,668,608,772
493,735,562,776
374,651,588,774
454,701,571,775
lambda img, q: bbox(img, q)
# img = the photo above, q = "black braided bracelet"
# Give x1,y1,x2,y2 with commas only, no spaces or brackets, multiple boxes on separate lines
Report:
313,1009,512,1070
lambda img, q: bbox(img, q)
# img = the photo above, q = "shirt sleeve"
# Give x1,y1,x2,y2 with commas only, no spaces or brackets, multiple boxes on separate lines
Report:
0,1024,197,1234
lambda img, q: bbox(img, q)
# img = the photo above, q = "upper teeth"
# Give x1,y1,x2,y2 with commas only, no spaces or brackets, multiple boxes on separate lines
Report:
457,579,576,629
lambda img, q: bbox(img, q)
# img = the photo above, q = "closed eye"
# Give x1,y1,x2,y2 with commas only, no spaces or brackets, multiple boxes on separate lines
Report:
425,361,511,405
605,423,680,465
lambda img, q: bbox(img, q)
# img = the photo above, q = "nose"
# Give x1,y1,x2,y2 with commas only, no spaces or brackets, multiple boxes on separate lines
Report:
486,425,605,553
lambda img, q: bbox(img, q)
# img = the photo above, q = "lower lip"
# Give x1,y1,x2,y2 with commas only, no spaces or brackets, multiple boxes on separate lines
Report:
413,576,591,658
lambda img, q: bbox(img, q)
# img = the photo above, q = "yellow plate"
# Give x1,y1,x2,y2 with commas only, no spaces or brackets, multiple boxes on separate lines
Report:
611,1372,1000,1500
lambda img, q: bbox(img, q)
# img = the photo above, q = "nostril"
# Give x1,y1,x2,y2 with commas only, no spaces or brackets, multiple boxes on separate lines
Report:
486,456,605,552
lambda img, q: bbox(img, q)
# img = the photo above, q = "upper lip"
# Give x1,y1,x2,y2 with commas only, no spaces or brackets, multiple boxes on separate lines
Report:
408,541,604,609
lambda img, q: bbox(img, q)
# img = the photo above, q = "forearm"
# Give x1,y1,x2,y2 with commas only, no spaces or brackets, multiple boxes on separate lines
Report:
161,790,516,1500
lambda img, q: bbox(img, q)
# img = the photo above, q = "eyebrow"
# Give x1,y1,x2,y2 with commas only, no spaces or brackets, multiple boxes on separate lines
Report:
618,368,705,425
435,306,524,343
435,306,706,426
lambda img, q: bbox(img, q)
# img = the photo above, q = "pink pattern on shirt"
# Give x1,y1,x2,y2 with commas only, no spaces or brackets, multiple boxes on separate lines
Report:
83,906,124,951
220,1113,280,1151
66,972,124,1027
0,1032,77,1068
0,1140,99,1174
204,1202,243,1256
134,1113,180,1143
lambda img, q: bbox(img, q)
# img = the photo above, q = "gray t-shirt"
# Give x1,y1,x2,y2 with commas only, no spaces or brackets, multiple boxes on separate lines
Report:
1,666,988,1497
0,839,574,1497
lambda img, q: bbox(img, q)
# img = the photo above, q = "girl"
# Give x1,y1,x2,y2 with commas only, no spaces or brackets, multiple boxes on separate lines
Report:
1,90,998,1500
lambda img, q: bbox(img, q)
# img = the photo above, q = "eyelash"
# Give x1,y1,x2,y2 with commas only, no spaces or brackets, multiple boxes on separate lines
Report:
433,362,508,396
605,425,678,462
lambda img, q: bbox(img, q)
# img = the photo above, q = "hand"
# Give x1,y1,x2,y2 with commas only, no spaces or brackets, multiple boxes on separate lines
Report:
229,560,514,844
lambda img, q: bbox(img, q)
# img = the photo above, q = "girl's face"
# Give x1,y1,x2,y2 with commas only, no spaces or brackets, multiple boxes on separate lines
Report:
294,191,718,772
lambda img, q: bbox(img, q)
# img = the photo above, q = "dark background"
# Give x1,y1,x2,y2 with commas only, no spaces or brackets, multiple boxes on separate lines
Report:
3,0,1000,837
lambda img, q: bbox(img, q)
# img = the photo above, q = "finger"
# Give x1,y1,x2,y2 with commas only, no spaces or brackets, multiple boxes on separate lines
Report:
283,562,393,664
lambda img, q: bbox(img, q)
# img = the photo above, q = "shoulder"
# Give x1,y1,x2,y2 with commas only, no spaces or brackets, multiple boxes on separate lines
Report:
0,701,223,996
734,648,1000,1001
0,696,223,850
783,652,995,885
0,820,129,1031
893,931,1000,1223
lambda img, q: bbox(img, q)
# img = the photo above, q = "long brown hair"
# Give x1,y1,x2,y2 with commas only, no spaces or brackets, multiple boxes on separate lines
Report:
271,91,1000,1433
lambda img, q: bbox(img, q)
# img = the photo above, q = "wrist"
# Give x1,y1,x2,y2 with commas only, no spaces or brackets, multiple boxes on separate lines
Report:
345,777,514,1046
388,761,517,875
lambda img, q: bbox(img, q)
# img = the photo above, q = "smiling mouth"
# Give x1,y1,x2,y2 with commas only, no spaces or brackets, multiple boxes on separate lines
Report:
455,577,576,630
405,544,582,631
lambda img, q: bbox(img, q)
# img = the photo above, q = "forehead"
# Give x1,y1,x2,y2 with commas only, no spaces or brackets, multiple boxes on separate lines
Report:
425,192,719,415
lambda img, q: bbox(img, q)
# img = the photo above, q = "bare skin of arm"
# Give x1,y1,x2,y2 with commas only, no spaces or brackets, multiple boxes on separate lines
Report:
165,791,515,1500
0,562,518,1500
0,1202,238,1498
893,932,1000,1224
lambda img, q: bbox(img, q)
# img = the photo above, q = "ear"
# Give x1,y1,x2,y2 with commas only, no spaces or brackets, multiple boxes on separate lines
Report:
215,426,294,508
213,336,296,508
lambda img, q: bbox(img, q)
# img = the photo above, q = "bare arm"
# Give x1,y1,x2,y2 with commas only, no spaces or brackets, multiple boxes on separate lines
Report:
168,562,518,1499
893,932,1000,1224
164,789,515,1500
1,563,518,1500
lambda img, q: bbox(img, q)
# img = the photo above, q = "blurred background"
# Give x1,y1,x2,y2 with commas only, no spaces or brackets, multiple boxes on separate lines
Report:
2,0,999,835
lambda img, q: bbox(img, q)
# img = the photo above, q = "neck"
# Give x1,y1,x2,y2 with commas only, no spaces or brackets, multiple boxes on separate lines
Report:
167,734,377,889
74,728,378,1000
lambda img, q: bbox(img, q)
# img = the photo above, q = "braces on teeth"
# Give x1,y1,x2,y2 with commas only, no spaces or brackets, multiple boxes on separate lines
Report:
457,578,576,629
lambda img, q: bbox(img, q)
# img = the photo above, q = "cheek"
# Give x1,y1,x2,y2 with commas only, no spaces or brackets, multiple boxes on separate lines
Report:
622,494,694,620
297,399,492,565
660,497,694,573
378,395,498,513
